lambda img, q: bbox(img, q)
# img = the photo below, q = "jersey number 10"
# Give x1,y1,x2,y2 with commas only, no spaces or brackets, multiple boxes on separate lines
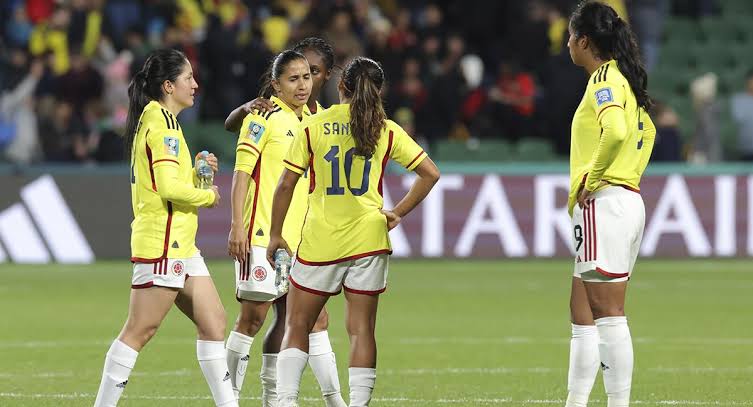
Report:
324,146,372,196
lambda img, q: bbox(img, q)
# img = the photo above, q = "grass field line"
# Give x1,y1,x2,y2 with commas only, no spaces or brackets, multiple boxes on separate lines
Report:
3,366,753,380
4,336,753,349
0,392,752,405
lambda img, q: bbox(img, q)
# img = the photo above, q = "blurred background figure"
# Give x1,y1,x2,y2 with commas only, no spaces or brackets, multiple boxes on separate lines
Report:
731,69,753,161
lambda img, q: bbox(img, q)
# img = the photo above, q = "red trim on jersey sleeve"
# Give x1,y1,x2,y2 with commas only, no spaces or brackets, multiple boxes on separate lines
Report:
595,267,629,278
295,249,392,266
406,150,426,169
343,285,387,296
283,159,306,172
152,158,179,166
145,137,157,192
238,142,261,155
305,127,316,193
289,275,341,296
596,104,624,121
377,130,394,197
246,157,262,241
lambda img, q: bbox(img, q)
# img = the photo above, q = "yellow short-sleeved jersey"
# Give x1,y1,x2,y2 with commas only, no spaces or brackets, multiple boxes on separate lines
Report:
235,96,310,249
283,104,427,264
130,101,214,261
569,59,656,215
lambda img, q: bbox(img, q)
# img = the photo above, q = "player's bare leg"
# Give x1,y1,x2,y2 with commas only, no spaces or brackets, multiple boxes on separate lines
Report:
565,277,600,407
276,285,329,407
94,287,178,406
176,276,238,407
584,280,631,407
344,290,379,407
307,307,346,407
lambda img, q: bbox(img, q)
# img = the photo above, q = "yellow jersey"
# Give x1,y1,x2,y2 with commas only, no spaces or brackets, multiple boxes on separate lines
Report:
283,104,427,264
130,101,215,261
569,59,656,215
235,96,310,249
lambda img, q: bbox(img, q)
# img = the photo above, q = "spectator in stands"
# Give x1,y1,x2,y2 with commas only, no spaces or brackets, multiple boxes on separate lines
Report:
1,53,44,164
731,69,753,161
651,101,683,161
627,0,669,73
690,72,722,163
487,60,536,141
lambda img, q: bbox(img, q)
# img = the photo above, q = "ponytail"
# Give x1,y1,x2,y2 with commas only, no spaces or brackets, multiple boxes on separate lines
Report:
124,70,149,159
123,48,189,159
341,57,386,157
570,1,653,110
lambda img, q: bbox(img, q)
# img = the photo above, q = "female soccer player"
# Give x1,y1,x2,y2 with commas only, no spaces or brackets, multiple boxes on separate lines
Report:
224,37,334,133
267,56,440,407
225,49,346,407
94,49,237,407
564,2,655,407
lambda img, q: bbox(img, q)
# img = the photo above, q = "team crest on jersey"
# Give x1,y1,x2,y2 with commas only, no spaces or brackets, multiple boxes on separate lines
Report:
252,266,267,281
247,121,265,143
164,137,180,156
595,87,614,106
172,260,185,276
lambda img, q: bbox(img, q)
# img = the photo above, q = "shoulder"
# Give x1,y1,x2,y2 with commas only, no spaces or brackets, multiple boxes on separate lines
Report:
142,103,180,131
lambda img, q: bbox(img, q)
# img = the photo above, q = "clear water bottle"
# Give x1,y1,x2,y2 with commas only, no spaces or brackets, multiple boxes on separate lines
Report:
274,249,291,293
196,150,214,189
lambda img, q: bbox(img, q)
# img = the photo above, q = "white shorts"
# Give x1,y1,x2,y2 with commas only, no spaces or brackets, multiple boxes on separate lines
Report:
572,186,645,283
289,254,389,296
235,246,286,302
132,255,210,289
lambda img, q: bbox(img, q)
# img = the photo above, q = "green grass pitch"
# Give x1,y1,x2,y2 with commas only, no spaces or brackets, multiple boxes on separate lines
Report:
0,259,752,406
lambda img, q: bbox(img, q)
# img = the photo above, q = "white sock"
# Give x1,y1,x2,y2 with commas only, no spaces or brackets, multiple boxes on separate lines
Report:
276,348,309,406
308,331,346,407
596,317,633,407
226,331,254,399
348,367,376,407
197,340,239,407
261,353,278,407
566,324,600,407
94,340,139,407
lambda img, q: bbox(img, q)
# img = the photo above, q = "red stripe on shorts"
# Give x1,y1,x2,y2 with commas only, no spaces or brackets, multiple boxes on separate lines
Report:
584,204,590,261
591,199,597,262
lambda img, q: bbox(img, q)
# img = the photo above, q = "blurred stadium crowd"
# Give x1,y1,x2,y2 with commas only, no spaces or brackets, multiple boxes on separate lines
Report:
1,0,752,165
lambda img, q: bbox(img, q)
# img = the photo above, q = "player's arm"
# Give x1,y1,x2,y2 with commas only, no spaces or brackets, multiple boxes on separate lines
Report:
224,97,276,133
266,124,311,264
383,122,440,229
388,157,440,229
153,163,216,207
266,169,300,265
584,84,628,192
147,124,216,207
228,115,268,260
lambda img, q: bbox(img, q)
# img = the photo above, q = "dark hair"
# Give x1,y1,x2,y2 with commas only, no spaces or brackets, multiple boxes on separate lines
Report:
570,1,652,110
293,37,335,72
124,49,188,158
258,49,307,98
341,57,386,157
